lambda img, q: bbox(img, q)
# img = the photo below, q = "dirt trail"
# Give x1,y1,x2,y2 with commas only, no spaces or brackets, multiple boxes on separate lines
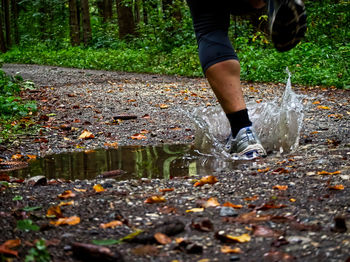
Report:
0,64,349,262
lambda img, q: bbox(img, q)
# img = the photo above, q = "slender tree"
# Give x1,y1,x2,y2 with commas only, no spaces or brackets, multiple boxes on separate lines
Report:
2,0,10,47
80,0,92,45
116,0,136,39
69,0,80,46
0,6,6,52
10,0,19,45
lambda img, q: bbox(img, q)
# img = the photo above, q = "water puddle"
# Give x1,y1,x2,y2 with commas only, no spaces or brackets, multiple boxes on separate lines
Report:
7,144,240,181
6,69,304,181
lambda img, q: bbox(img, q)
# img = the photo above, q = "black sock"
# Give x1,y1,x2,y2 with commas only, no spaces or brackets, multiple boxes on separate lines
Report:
226,109,252,138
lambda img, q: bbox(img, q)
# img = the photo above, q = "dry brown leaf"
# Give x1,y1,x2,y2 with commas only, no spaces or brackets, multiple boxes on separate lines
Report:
226,233,251,243
58,190,76,199
78,130,95,139
100,220,123,229
74,187,87,192
244,195,258,201
203,197,220,208
317,170,341,175
258,167,270,173
0,239,21,257
130,133,147,140
154,232,172,245
159,188,174,193
26,155,37,160
50,216,80,226
159,104,169,109
328,184,345,190
144,195,166,204
317,105,330,110
46,206,63,218
193,175,218,187
58,200,74,207
221,246,242,254
223,202,243,209
11,154,23,160
186,208,204,213
104,142,119,148
93,184,106,193
273,185,288,190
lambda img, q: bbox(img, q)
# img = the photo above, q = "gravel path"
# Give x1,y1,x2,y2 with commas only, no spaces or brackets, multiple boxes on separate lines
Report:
0,64,349,262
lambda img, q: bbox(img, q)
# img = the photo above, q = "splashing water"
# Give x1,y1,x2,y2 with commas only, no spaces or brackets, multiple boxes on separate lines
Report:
192,69,305,157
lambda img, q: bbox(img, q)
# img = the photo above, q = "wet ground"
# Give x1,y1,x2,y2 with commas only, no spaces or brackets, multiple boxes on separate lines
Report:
0,64,349,262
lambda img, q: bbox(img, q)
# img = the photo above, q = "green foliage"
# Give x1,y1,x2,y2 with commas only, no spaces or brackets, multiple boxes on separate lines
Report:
12,195,23,201
17,219,40,232
1,0,348,88
22,206,42,212
92,239,121,245
25,239,51,262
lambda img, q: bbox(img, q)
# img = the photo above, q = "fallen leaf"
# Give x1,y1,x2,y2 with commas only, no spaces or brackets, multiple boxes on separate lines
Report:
131,245,159,256
222,202,243,209
328,184,345,190
78,130,95,139
72,242,123,261
0,239,21,257
159,188,174,193
46,206,63,218
104,142,119,148
312,101,321,104
154,232,172,245
317,170,341,175
50,216,80,226
244,195,258,201
11,154,23,160
100,220,123,229
191,218,214,232
130,133,147,140
220,246,242,254
144,195,166,204
289,198,296,202
258,167,270,173
252,225,279,237
186,208,204,213
202,197,220,208
273,185,288,190
159,104,169,109
93,184,106,193
58,200,74,207
272,168,290,174
58,190,76,199
317,105,330,110
74,187,87,192
256,202,287,210
216,232,251,243
193,175,218,187
26,155,37,160
158,206,177,214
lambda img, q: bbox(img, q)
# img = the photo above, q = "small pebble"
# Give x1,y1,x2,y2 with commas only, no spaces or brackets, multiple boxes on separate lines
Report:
220,207,238,217
230,255,240,261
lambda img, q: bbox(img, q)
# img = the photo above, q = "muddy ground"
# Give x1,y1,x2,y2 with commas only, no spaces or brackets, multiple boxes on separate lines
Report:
0,64,349,262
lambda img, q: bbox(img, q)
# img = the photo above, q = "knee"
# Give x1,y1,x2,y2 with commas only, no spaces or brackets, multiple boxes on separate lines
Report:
206,59,241,78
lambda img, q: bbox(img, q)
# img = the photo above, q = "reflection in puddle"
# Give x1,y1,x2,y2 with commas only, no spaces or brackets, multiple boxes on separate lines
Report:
8,144,240,181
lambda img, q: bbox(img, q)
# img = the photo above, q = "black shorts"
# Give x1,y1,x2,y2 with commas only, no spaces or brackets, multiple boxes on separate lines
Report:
186,0,258,73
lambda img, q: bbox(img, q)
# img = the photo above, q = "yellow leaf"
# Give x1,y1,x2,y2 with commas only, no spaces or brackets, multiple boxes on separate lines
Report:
26,155,37,160
130,133,147,140
328,184,345,190
272,185,288,190
221,246,242,254
159,104,169,109
58,190,76,199
104,142,118,148
193,175,218,187
58,200,74,207
46,206,63,218
100,220,123,229
289,198,296,202
316,105,330,110
144,195,166,204
222,202,243,209
258,167,270,173
226,233,251,243
11,154,23,160
50,216,80,226
317,170,341,175
78,130,95,139
93,184,106,193
74,187,87,192
186,208,204,213
203,197,220,208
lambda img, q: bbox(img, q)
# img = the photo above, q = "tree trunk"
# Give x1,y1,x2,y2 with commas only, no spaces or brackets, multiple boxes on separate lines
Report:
11,0,19,45
68,0,80,46
105,0,113,20
0,6,7,52
97,0,113,22
142,0,148,24
116,0,136,39
134,0,140,24
2,0,11,47
81,0,92,45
